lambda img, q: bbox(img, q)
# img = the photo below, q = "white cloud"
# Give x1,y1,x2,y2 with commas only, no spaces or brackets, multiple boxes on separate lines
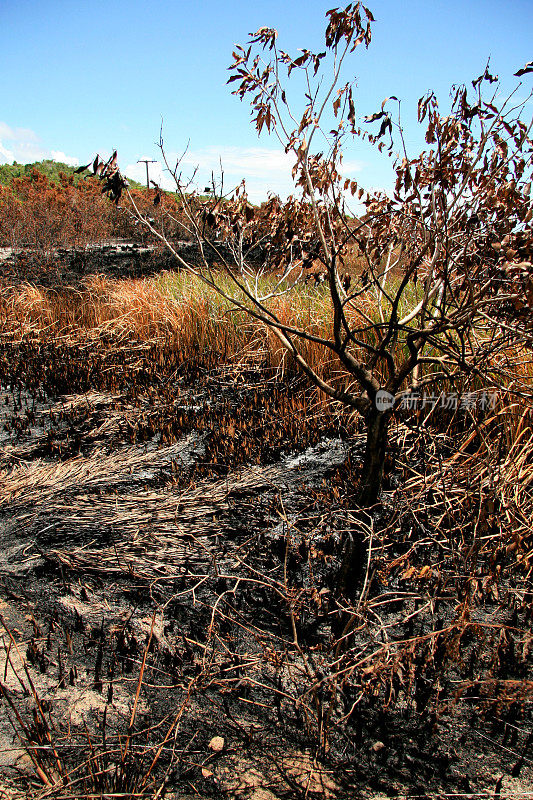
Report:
0,122,39,143
51,150,79,167
126,146,363,204
0,122,14,141
0,121,79,167
0,142,14,162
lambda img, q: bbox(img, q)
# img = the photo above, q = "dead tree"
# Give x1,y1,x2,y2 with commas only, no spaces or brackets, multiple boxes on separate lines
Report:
105,6,533,593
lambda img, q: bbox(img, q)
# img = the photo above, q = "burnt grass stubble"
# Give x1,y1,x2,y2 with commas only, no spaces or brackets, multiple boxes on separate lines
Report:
0,253,531,799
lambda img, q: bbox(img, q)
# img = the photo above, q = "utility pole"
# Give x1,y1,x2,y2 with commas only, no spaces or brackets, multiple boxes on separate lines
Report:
137,159,157,189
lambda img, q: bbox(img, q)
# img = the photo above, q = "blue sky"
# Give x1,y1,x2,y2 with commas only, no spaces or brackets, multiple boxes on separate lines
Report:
1,0,531,202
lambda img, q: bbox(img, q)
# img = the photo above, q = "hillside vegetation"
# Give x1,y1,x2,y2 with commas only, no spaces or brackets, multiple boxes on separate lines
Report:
0,160,186,257
0,159,144,189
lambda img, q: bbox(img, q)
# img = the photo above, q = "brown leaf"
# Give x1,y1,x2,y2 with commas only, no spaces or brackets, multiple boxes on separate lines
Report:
514,61,533,77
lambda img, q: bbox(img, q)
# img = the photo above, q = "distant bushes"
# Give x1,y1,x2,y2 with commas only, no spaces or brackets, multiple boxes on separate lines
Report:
0,159,87,185
0,163,191,257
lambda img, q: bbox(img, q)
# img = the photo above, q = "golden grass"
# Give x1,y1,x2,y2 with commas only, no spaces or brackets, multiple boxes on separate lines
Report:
2,269,532,403
2,267,531,373
0,272,348,383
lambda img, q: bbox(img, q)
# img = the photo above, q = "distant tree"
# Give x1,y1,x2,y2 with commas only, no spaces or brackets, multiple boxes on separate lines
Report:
105,5,533,591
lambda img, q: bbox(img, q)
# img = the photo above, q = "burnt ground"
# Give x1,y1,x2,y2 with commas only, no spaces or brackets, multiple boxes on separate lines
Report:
0,242,180,286
0,263,532,799
0,238,255,287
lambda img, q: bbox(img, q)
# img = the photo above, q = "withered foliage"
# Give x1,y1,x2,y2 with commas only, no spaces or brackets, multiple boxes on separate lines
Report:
93,4,533,589
0,166,192,271
0,6,532,797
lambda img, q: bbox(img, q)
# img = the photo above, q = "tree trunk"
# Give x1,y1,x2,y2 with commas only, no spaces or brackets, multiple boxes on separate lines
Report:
337,408,390,597
356,407,390,508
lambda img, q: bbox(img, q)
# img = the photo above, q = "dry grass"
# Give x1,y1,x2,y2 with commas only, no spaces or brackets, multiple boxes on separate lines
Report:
2,269,532,496
0,269,410,396
0,438,197,513
1,267,531,392
0,272,343,381
1,431,353,581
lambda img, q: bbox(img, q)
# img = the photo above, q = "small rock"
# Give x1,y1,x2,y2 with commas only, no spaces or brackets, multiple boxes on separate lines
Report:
371,741,386,753
209,735,225,752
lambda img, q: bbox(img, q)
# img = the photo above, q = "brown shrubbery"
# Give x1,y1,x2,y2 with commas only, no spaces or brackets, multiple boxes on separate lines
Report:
0,168,191,259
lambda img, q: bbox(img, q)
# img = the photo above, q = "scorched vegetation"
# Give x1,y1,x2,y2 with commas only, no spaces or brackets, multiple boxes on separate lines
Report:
0,4,532,800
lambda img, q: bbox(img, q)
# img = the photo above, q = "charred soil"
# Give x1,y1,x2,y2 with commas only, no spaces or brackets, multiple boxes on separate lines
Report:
0,259,531,800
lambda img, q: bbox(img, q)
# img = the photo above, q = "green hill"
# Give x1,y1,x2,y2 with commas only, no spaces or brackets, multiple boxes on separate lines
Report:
0,159,145,190
0,159,79,185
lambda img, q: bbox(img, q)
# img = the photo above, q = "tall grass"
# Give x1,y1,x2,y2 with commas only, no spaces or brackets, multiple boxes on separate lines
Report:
0,271,345,382
2,270,532,400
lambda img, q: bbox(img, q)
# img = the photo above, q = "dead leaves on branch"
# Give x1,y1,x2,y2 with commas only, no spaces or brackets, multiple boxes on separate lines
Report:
76,150,128,205
472,62,498,89
325,3,373,51
229,29,533,329
227,3,373,141
514,61,533,77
